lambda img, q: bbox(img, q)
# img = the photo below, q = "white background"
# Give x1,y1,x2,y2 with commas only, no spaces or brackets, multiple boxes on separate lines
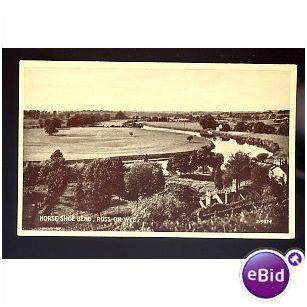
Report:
0,1,306,306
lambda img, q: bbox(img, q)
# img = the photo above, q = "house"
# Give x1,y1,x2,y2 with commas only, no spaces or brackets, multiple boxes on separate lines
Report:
256,161,288,186
215,124,223,131
268,165,288,185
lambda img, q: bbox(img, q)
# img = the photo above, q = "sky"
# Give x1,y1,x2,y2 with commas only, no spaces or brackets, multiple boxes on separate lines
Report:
22,62,293,112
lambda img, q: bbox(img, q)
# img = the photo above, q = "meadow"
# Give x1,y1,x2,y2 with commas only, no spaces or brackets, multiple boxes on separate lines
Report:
146,121,202,131
24,126,212,161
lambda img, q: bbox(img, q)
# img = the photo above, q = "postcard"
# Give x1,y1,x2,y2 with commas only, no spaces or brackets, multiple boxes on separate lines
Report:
18,61,297,238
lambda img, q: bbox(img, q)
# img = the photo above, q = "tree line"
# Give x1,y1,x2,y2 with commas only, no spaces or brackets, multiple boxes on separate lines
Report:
199,114,289,136
40,111,128,135
24,150,165,214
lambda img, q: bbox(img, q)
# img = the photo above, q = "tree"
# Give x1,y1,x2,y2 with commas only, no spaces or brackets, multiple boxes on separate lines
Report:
166,158,176,175
189,150,198,173
277,121,289,136
199,114,218,129
256,153,269,162
38,118,44,128
129,131,133,136
38,149,66,183
168,153,191,175
115,111,127,119
197,144,215,172
75,181,86,209
234,121,248,132
270,179,285,205
250,165,269,188
101,113,111,121
144,154,149,162
125,163,165,201
44,119,59,135
187,135,193,142
24,162,41,187
214,167,223,190
253,122,276,134
221,123,231,131
224,151,251,190
82,158,125,212
209,153,224,169
40,150,69,214
52,117,62,128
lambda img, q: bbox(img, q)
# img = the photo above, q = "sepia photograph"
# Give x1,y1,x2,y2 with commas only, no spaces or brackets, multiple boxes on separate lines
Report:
18,61,297,238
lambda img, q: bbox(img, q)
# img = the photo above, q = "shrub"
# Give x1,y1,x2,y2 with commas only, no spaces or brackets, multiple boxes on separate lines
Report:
125,163,165,201
115,189,198,232
24,162,41,187
81,158,126,212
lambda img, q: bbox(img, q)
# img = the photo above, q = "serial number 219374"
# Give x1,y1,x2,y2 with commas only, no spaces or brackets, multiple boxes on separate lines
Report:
256,219,273,224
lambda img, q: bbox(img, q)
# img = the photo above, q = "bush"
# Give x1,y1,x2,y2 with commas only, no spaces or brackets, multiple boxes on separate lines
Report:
24,162,41,186
187,135,193,142
165,183,200,205
115,189,198,232
80,158,126,212
125,163,165,201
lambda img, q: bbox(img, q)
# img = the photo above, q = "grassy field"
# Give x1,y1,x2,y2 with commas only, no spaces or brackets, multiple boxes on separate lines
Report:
145,121,202,131
24,126,212,161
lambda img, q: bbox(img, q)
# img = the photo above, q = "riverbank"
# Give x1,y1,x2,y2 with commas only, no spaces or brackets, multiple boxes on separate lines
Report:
209,131,288,157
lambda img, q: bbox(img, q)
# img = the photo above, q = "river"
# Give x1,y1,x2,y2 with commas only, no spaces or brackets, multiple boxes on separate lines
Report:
142,125,271,173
